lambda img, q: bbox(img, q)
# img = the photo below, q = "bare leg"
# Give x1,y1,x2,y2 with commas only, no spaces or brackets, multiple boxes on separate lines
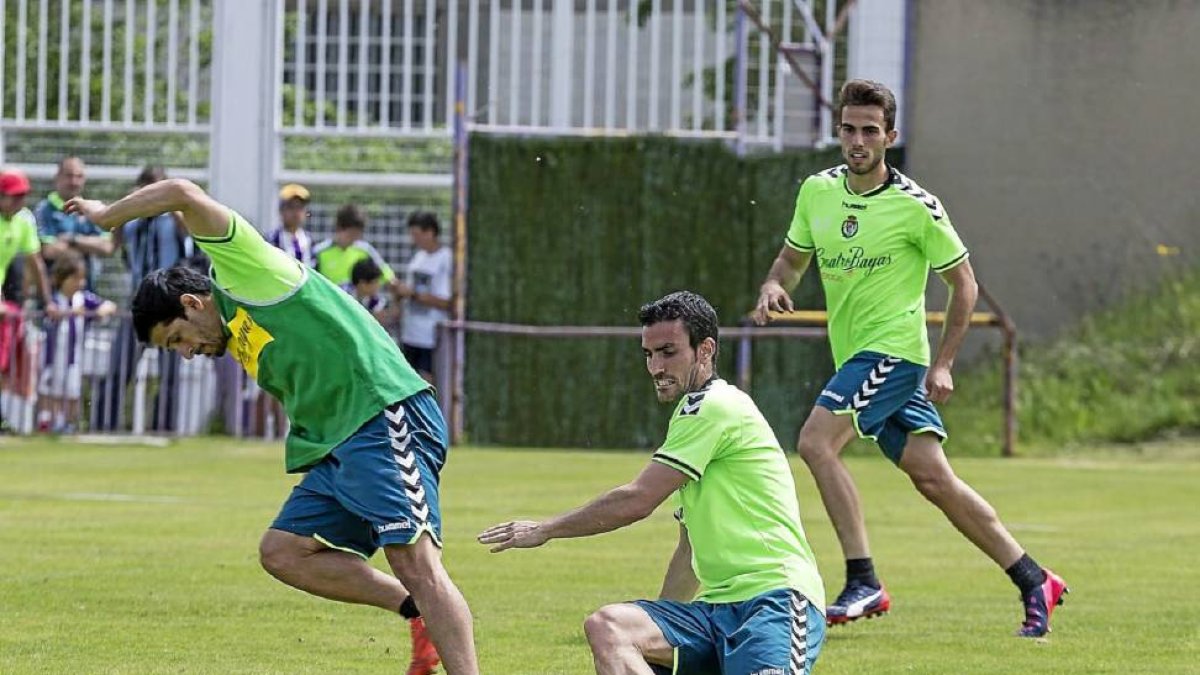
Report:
796,407,868,559
584,603,674,675
258,528,408,610
384,534,478,675
898,433,1024,568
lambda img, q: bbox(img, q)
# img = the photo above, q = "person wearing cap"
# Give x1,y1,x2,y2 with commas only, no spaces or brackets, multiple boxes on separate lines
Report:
257,183,316,440
0,169,53,308
267,183,316,268
1,169,53,435
35,157,114,289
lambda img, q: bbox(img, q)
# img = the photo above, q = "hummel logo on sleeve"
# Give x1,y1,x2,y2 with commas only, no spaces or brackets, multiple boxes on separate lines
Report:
680,391,706,416
893,171,946,221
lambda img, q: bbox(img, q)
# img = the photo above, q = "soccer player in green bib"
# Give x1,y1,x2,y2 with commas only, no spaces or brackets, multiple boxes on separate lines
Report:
65,181,476,675
754,79,1067,638
479,291,826,675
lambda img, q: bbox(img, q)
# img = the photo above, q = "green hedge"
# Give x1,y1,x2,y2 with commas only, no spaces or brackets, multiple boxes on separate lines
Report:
466,135,849,449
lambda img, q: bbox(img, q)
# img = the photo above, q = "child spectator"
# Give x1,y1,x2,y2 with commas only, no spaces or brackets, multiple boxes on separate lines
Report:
38,252,116,432
395,211,452,384
342,258,397,327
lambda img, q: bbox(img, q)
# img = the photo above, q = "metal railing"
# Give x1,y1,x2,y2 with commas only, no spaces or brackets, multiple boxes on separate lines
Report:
274,1,834,144
435,304,1019,456
0,309,218,436
0,0,214,130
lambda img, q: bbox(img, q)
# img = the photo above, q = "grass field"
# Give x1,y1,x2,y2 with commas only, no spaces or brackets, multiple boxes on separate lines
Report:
1,437,1197,674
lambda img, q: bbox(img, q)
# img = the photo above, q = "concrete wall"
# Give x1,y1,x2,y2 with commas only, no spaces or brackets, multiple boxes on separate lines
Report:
906,0,1200,341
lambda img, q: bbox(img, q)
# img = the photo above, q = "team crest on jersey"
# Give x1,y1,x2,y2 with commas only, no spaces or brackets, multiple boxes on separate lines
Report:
841,215,859,239
226,307,274,380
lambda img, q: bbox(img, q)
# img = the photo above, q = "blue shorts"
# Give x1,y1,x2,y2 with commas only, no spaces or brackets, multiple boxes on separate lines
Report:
635,589,825,675
271,390,448,558
816,351,947,464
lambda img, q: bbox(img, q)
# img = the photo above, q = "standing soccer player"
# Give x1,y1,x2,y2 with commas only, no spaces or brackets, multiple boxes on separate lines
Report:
754,79,1067,637
480,291,826,674
66,180,476,675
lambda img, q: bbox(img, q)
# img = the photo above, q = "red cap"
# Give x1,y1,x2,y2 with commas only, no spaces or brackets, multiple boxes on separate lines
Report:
0,169,32,196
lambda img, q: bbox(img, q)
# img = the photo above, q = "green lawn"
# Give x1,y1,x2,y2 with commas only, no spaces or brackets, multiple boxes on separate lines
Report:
0,437,1197,674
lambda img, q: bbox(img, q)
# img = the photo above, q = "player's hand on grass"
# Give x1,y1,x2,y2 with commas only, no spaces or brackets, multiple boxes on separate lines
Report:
753,282,794,326
63,198,112,229
925,364,954,404
477,520,548,552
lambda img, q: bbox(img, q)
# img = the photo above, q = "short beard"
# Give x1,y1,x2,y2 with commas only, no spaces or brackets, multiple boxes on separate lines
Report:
845,153,883,176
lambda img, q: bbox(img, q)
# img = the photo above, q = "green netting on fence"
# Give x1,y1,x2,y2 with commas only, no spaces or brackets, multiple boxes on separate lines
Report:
467,134,856,449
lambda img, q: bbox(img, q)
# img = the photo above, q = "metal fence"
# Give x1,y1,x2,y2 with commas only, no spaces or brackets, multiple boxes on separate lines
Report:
276,0,837,145
0,1,899,445
0,307,405,439
0,309,218,435
435,304,1020,456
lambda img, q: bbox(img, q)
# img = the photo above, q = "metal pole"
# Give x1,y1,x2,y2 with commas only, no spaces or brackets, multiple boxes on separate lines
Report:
736,320,753,392
1002,325,1018,458
209,0,280,228
978,283,1018,457
450,59,469,444
549,0,573,127
435,323,453,422
734,2,747,156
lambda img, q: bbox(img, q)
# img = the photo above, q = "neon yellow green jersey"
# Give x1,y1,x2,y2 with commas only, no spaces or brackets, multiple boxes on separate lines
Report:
652,378,825,609
312,238,396,286
195,213,427,472
786,165,968,368
0,208,40,289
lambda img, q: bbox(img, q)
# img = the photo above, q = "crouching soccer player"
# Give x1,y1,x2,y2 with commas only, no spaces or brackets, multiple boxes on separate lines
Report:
480,291,826,674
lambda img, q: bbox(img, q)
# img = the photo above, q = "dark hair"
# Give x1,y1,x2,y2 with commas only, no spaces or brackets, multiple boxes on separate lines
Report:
51,251,86,287
350,258,383,286
131,266,212,343
406,210,440,236
838,79,897,131
136,164,167,187
335,204,366,231
638,291,719,354
57,156,83,173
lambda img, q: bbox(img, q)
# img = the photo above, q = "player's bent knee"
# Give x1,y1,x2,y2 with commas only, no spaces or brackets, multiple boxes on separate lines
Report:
583,605,630,649
258,530,298,577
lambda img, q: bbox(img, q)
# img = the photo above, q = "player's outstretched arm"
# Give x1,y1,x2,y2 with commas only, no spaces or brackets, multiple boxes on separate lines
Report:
753,246,812,325
658,524,699,602
477,462,688,553
64,179,230,240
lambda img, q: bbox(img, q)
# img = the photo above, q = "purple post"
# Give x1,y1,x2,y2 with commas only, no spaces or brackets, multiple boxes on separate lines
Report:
734,2,748,157
450,59,469,444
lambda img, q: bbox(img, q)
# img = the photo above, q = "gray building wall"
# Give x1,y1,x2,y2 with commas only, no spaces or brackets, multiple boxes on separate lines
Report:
906,0,1200,341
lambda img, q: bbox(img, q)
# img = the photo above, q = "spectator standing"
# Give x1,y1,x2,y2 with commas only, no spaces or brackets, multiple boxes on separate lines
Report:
396,212,452,384
35,157,113,289
91,165,190,432
266,183,316,268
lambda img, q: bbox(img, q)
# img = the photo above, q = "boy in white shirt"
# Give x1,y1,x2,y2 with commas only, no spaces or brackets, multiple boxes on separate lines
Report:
395,212,451,384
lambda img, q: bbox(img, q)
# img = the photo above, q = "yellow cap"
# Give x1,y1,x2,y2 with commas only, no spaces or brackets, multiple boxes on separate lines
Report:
278,183,311,202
